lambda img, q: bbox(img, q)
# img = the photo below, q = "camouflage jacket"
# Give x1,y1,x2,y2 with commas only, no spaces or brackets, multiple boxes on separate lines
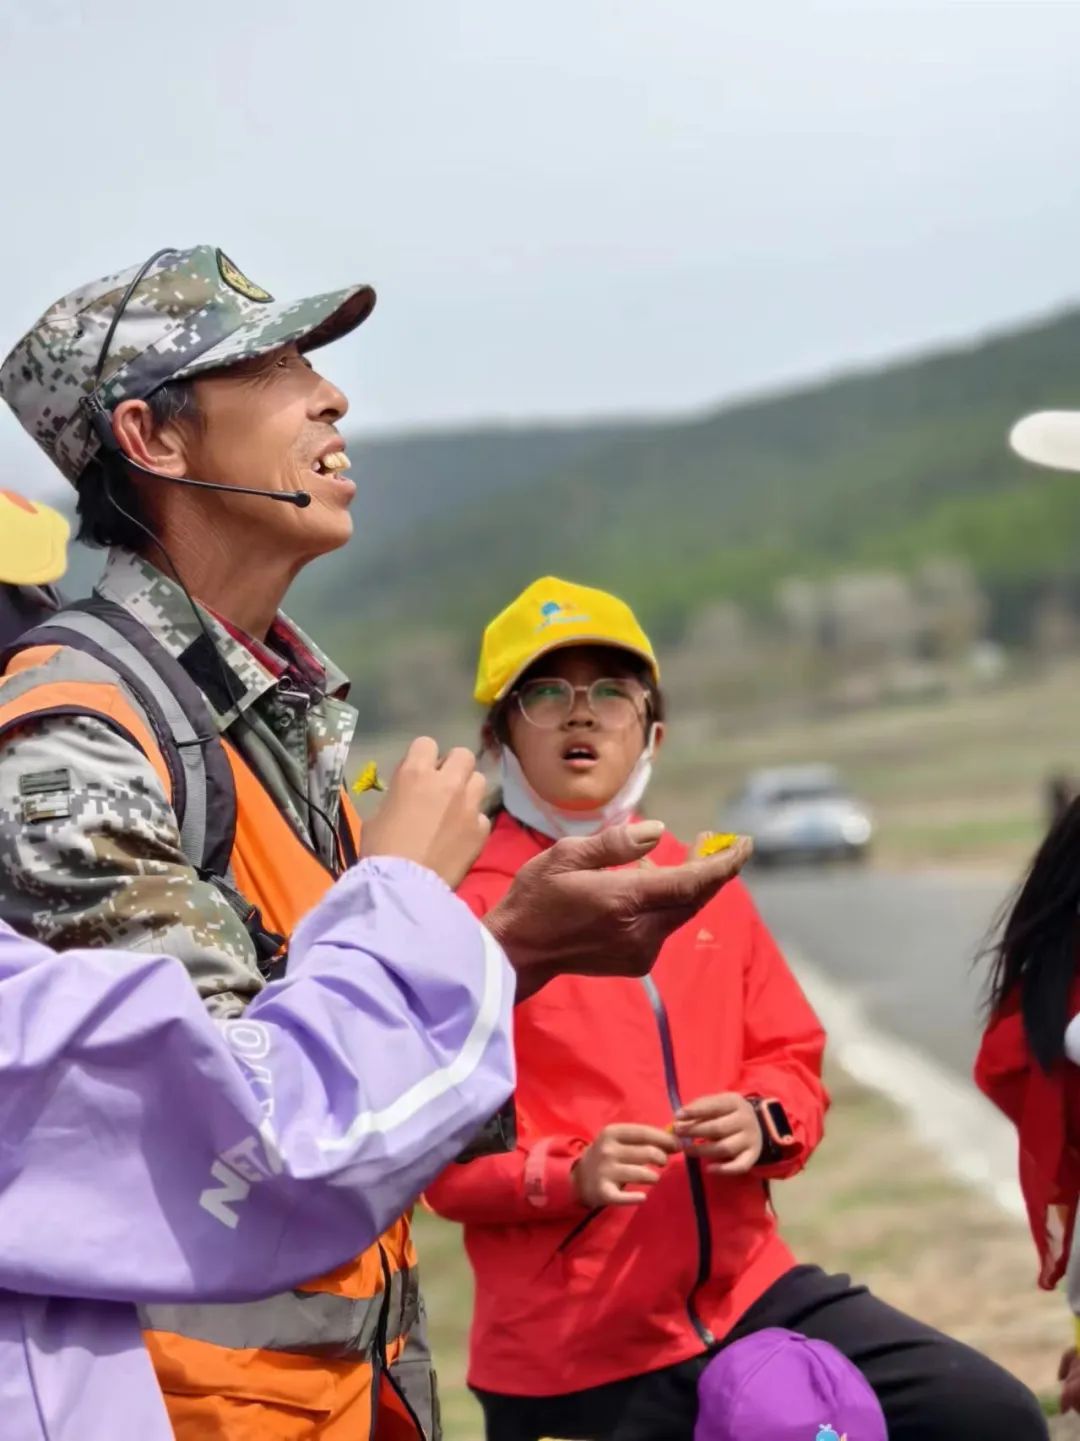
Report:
0,547,358,1016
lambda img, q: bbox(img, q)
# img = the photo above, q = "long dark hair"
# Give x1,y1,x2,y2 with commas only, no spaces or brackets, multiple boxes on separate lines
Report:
986,796,1080,1071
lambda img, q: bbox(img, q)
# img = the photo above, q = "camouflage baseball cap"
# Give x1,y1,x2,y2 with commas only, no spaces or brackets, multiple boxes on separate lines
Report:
0,245,375,485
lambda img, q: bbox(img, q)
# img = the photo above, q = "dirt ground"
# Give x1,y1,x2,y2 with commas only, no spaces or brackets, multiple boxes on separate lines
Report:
780,1066,1065,1404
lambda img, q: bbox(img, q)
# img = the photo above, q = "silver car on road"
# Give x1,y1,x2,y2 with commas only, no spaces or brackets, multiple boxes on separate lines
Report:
721,765,874,866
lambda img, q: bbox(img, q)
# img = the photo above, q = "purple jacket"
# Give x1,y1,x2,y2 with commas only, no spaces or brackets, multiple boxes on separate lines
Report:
0,857,515,1441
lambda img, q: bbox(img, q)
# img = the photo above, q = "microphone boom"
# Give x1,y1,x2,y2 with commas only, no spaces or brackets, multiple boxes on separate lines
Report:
128,457,311,506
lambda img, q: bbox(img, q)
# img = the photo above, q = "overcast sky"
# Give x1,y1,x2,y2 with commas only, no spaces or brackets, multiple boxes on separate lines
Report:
4,0,1080,501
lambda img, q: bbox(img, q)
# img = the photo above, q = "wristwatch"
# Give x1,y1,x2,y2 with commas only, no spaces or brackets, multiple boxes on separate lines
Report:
454,1097,517,1164
745,1095,795,1166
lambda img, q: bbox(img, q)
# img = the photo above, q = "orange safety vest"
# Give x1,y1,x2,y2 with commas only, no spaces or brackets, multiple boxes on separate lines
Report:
0,641,425,1441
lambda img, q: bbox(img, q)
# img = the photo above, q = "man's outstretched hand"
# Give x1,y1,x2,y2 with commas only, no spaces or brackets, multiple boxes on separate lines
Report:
484,821,752,999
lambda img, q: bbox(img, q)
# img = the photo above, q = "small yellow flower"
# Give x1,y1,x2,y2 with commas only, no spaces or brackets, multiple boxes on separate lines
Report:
351,761,386,795
695,831,739,858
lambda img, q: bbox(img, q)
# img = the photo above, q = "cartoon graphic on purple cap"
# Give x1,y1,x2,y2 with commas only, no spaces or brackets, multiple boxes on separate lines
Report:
694,1329,886,1441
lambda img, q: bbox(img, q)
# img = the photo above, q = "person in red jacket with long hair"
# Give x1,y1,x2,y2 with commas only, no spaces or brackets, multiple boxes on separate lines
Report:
427,577,1046,1441
975,399,1080,1418
976,793,1080,1415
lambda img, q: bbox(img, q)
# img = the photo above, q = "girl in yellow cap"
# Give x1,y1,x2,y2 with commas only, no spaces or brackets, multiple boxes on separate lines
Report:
425,577,1045,1441
471,575,667,836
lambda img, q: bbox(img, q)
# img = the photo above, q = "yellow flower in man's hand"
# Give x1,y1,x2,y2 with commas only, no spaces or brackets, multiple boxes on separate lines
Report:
351,761,386,795
695,831,739,858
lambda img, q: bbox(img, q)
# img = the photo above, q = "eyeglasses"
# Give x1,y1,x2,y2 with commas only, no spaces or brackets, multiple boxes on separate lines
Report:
514,676,648,730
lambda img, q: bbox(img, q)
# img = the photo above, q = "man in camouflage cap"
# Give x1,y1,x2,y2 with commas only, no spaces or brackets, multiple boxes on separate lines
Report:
0,245,446,1440
0,245,751,1441
0,244,380,986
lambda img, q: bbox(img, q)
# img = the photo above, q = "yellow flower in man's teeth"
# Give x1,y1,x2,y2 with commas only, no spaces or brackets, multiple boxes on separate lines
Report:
695,832,739,858
351,761,386,795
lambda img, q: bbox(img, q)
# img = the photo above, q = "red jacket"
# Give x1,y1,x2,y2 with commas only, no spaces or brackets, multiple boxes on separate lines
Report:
425,813,829,1396
975,983,1080,1290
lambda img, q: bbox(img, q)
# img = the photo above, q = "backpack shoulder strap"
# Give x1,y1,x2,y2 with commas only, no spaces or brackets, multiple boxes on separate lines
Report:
6,596,236,879
5,598,293,978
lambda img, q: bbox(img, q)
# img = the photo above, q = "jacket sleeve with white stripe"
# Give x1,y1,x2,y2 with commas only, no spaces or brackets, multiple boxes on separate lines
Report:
0,856,515,1305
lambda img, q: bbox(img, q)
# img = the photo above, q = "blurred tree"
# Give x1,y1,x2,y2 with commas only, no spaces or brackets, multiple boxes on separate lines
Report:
916,557,989,661
820,571,920,669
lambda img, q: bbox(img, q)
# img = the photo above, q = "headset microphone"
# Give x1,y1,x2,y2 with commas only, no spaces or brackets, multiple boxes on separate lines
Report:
81,247,312,509
82,392,312,507
75,247,346,872
124,455,312,507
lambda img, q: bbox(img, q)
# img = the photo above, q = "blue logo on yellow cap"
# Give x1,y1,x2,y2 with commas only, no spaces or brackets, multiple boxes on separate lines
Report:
537,599,590,631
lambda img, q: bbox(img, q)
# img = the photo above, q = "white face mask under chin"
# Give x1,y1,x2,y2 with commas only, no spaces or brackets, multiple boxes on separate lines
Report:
499,726,658,840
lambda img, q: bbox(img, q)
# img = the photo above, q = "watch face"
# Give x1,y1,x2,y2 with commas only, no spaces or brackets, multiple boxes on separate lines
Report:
766,1101,795,1141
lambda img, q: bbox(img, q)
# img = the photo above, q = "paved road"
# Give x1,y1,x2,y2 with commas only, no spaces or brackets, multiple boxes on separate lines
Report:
747,866,1014,1084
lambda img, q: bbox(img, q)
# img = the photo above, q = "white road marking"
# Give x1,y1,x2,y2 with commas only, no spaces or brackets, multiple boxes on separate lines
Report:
788,947,1025,1220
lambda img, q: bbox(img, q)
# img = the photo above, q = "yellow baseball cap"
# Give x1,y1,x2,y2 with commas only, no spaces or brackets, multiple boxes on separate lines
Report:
474,576,658,706
0,490,70,585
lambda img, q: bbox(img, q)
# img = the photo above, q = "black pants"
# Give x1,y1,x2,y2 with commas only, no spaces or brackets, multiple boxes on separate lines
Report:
473,1266,1048,1441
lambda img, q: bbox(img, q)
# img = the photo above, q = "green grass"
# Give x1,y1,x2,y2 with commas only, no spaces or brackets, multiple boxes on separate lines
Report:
883,813,1043,860
643,659,1080,869
413,1208,481,1441
825,1174,961,1214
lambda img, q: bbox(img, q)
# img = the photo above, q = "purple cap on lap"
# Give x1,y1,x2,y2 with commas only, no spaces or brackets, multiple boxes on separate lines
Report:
695,1328,888,1441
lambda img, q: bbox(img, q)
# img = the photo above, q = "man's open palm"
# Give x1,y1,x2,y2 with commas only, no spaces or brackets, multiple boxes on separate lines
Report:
485,821,752,997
